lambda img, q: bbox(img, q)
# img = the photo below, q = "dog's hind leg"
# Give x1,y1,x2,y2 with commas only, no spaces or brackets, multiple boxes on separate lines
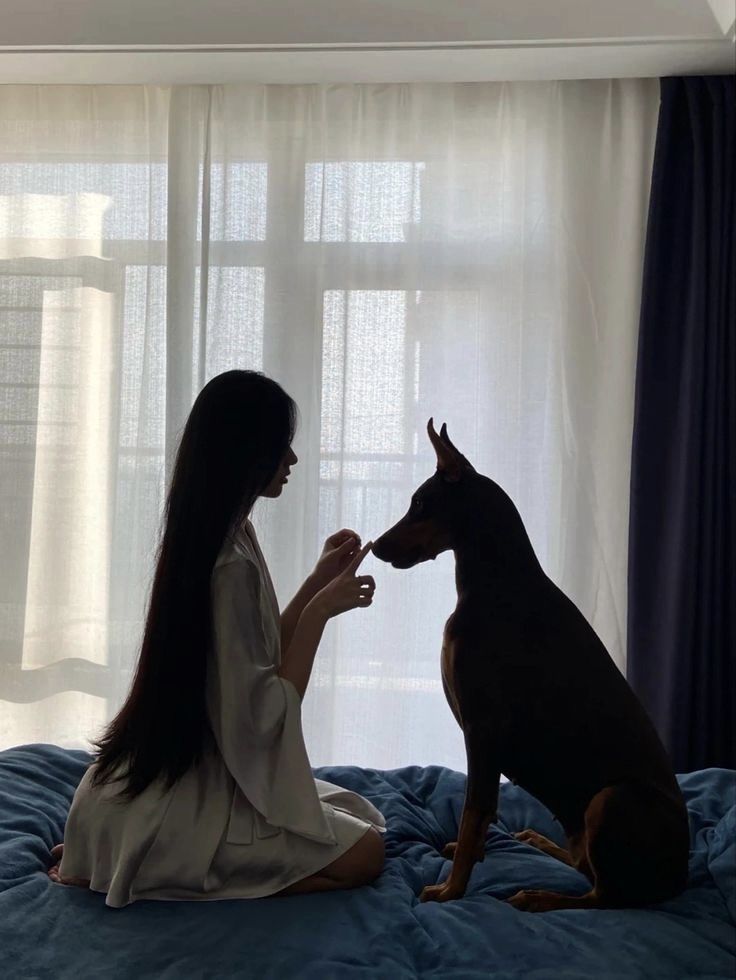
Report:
514,830,575,867
421,725,500,903
508,796,610,912
582,782,689,907
513,828,592,876
506,888,610,912
508,782,689,912
507,887,601,912
507,829,600,912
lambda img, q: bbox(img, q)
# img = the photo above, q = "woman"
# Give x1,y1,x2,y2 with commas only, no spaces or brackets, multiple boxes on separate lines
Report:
48,370,385,907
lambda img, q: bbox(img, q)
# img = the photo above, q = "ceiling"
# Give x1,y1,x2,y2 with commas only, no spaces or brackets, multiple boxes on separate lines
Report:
1,0,729,46
1,0,733,83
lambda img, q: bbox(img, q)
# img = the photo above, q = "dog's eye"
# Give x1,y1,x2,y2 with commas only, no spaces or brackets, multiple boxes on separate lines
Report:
411,498,423,514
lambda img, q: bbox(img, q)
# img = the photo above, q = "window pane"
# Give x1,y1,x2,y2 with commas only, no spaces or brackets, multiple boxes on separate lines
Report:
315,288,484,770
305,161,423,243
194,266,265,382
198,162,267,242
321,289,407,461
0,163,167,241
121,265,166,450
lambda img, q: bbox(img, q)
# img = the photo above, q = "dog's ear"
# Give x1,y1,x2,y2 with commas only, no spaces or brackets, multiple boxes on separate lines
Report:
438,422,476,474
439,423,464,457
427,418,463,482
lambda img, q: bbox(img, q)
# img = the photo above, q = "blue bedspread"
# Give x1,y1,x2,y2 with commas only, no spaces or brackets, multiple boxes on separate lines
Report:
0,745,733,979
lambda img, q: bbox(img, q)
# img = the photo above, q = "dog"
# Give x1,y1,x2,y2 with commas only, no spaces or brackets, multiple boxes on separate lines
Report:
372,420,689,912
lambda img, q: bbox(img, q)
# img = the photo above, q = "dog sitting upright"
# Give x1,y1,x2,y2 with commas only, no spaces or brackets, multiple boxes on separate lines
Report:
372,420,689,912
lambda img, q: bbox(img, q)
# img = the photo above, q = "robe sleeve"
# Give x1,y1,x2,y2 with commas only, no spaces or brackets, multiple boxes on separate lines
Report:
207,555,336,844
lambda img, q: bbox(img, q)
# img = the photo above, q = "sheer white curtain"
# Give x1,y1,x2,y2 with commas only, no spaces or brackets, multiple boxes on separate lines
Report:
0,81,658,767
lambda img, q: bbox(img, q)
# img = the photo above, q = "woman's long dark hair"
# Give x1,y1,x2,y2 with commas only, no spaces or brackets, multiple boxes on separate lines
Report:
93,370,297,798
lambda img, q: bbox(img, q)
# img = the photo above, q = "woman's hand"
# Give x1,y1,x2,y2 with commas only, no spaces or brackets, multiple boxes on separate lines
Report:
282,530,364,653
311,541,375,619
280,541,376,698
311,528,362,590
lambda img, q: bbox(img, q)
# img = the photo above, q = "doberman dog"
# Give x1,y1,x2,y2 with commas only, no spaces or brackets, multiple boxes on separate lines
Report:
372,420,689,912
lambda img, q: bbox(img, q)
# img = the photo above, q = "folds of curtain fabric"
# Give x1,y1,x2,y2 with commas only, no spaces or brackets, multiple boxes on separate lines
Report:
0,81,659,764
628,75,736,773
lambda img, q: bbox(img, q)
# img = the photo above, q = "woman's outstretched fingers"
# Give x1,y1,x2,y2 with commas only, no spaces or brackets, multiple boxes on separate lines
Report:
356,569,375,607
348,541,373,573
328,528,360,547
314,540,375,617
358,579,375,603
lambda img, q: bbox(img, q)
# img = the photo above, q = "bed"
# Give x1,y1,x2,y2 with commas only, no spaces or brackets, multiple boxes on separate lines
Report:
1,744,733,979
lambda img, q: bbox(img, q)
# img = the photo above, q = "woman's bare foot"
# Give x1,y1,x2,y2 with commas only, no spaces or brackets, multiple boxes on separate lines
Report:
47,843,90,888
47,843,63,881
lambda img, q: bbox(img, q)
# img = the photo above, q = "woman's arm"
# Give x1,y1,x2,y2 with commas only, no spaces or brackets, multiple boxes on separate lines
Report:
279,542,374,699
280,574,323,653
278,595,329,699
280,529,361,651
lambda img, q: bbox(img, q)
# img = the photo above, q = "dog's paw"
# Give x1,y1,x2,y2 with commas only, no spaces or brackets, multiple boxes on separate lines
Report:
420,882,462,903
514,830,548,849
506,888,548,912
506,888,576,912
441,841,485,862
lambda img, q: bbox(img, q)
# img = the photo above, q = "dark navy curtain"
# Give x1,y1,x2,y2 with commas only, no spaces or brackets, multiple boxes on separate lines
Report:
628,76,735,773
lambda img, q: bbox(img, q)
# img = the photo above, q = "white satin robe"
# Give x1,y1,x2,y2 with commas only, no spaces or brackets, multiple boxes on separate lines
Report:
59,522,385,907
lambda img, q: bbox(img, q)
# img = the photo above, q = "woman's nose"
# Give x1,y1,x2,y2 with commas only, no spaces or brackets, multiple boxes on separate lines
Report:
288,447,298,465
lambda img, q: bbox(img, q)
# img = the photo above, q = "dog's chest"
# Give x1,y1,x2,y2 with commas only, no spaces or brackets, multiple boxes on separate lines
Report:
440,610,455,666
440,630,456,683
440,644,460,720
440,620,463,719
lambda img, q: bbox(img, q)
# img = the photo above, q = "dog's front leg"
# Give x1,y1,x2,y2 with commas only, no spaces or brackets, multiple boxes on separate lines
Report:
421,727,500,903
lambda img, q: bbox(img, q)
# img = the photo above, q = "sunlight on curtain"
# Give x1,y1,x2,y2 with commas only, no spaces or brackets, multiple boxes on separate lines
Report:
0,81,659,766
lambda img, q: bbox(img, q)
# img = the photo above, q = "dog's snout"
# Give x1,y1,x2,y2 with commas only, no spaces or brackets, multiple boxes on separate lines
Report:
371,523,431,570
371,535,391,562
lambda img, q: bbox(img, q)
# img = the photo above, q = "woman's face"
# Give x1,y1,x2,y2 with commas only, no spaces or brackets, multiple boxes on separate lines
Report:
261,445,298,498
